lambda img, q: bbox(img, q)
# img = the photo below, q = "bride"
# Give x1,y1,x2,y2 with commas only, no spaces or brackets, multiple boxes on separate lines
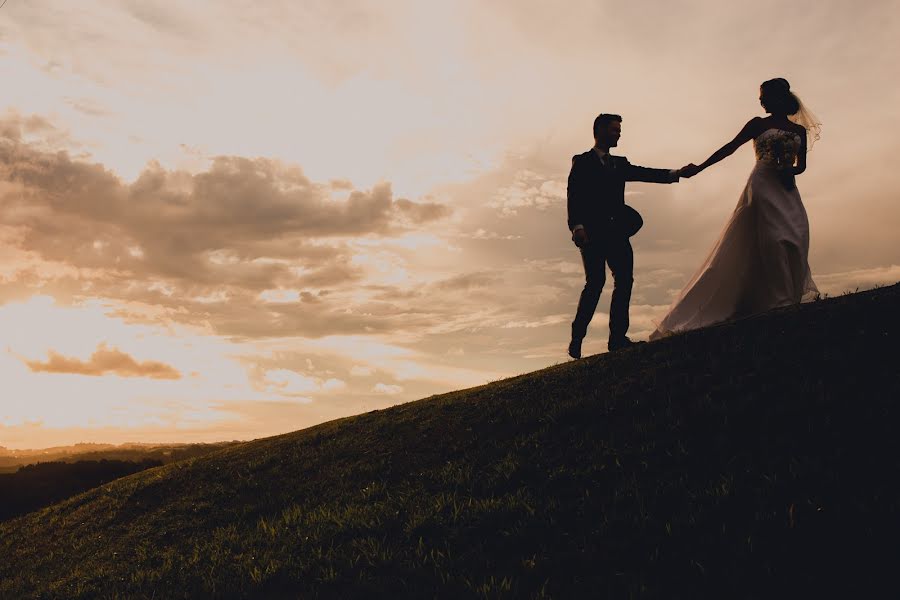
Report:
650,78,821,340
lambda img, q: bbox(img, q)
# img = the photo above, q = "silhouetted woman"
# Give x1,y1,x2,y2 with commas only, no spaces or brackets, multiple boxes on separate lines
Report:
651,78,821,340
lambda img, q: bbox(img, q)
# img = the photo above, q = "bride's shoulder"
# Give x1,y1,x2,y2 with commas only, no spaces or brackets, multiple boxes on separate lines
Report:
737,116,766,137
788,122,807,137
746,116,767,132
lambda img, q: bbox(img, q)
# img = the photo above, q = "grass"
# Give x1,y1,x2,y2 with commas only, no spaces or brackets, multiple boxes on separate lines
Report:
1,283,899,599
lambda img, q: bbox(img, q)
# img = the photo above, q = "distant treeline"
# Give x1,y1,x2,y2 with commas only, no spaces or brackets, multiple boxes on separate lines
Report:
0,442,237,473
0,459,162,522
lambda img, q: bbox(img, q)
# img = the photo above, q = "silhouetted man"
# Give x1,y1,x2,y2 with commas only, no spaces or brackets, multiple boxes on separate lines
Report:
567,113,684,358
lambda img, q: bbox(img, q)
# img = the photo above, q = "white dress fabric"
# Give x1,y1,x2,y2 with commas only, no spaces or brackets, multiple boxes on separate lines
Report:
650,128,818,340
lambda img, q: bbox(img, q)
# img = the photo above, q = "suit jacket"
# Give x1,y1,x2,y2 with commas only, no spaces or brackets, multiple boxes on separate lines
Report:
566,149,676,238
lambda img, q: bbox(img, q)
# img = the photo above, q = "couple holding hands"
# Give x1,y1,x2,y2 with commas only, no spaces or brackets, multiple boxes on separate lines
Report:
567,77,821,359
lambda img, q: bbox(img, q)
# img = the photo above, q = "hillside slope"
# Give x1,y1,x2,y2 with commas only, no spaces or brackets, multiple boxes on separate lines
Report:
2,284,899,599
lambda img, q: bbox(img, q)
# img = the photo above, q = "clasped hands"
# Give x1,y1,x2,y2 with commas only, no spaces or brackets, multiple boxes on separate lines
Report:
678,163,702,179
572,162,703,248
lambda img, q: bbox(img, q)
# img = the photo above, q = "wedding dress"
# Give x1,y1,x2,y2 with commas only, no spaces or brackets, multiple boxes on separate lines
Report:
650,128,818,340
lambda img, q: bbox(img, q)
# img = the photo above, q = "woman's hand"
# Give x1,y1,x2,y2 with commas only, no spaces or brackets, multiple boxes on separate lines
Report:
679,163,701,178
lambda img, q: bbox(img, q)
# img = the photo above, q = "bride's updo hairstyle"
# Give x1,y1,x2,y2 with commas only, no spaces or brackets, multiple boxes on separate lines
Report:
760,77,822,148
760,78,801,116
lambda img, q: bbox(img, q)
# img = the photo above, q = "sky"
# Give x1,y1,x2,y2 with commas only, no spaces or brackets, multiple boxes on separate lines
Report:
1,0,898,449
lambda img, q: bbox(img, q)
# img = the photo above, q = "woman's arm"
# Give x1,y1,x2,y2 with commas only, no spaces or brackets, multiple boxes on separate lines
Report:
793,128,808,176
695,117,762,174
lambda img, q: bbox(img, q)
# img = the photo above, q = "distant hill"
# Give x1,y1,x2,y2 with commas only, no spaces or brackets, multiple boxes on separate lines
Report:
1,284,898,599
0,441,240,473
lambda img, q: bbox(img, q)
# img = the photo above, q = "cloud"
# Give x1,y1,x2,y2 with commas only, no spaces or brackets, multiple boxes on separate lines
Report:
9,113,57,138
123,2,203,39
393,198,452,224
0,113,454,338
813,265,900,296
63,97,112,118
459,229,522,240
372,383,403,395
24,343,181,379
256,368,345,398
0,113,451,246
501,314,569,329
432,271,503,292
523,258,583,275
0,109,78,152
489,170,565,216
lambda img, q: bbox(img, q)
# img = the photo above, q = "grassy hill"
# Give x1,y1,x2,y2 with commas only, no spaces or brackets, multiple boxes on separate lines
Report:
0,459,163,523
1,284,899,599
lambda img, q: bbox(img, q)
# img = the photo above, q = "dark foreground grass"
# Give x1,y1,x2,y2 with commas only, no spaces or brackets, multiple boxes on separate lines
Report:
1,284,899,599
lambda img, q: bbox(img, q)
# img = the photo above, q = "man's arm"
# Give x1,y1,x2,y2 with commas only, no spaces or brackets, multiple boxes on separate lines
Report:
623,158,680,184
566,155,586,232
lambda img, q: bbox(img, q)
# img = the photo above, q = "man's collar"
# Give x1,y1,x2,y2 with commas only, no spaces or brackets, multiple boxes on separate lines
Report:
592,146,610,159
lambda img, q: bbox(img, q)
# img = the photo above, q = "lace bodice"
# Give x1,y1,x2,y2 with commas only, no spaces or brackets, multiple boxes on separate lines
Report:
754,128,802,168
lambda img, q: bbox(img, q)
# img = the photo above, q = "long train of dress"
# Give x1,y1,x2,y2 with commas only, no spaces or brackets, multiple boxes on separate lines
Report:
650,129,818,340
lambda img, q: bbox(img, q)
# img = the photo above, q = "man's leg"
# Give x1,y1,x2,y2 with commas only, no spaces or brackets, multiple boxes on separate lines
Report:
570,244,606,358
606,238,635,349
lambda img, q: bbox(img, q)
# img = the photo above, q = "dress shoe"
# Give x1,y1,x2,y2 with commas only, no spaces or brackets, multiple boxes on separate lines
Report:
607,336,645,352
568,338,583,359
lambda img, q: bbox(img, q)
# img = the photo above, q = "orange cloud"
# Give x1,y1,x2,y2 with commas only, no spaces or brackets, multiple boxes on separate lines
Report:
25,344,181,380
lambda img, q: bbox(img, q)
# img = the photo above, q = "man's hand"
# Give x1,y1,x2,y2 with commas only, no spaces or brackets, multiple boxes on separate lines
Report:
572,227,589,248
678,163,701,178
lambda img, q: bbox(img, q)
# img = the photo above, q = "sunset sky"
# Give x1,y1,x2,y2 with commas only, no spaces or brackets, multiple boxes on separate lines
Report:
1,1,898,449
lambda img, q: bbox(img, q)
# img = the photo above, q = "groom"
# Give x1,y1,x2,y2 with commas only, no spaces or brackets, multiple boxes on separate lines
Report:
567,113,689,358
